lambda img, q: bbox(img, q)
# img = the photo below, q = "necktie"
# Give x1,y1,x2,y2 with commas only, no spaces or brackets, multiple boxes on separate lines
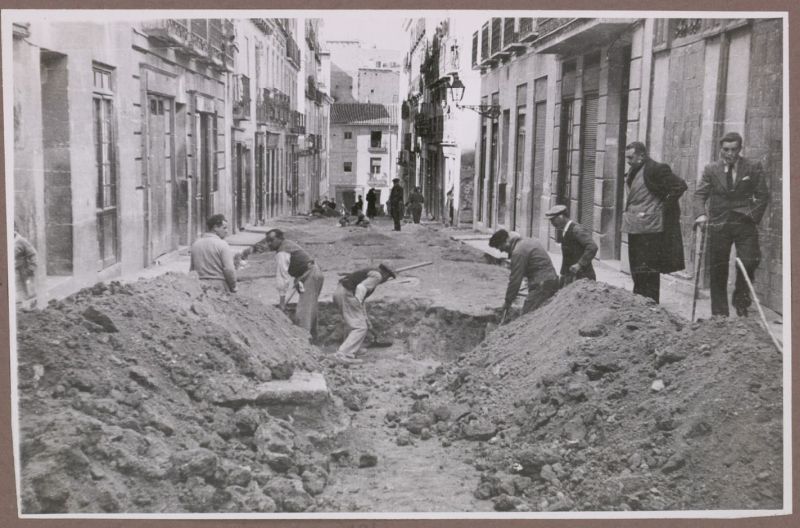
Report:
726,164,734,191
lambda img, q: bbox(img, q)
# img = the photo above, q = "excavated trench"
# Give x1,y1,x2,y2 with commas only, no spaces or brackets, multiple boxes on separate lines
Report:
313,299,497,361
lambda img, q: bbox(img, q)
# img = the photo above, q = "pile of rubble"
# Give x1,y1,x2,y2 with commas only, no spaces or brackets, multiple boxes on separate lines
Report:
16,274,352,513
392,280,783,511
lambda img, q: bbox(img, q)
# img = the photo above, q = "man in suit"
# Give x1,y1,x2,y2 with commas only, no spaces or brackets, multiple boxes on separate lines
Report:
545,205,598,286
389,178,405,231
622,142,688,303
694,132,769,317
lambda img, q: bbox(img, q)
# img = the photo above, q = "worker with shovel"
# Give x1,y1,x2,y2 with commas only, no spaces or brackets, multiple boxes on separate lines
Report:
332,263,397,364
265,229,325,342
489,229,559,319
545,205,598,287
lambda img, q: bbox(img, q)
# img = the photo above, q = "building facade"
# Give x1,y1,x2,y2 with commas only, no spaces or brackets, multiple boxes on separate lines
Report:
471,17,783,311
329,104,399,212
11,17,326,304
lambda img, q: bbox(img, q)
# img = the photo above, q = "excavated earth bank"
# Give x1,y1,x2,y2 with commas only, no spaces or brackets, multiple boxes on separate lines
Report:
15,222,783,513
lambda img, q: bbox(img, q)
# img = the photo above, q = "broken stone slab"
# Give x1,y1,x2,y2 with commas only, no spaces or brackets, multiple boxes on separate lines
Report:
207,371,329,407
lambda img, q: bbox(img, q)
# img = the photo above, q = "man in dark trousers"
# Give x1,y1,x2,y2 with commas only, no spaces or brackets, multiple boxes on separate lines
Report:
332,263,396,364
489,229,559,315
366,188,378,219
389,178,405,231
621,141,688,303
694,131,769,317
545,205,598,286
407,186,424,224
265,229,325,341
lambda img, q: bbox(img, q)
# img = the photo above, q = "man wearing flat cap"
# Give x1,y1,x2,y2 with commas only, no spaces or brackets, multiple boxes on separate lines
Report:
545,205,598,286
332,263,396,364
489,229,559,316
389,178,405,232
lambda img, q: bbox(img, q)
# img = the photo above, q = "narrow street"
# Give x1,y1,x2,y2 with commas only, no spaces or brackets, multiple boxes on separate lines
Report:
15,215,783,513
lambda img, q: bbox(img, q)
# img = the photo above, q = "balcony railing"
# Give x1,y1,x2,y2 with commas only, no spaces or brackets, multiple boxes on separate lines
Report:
251,18,273,35
290,110,305,134
286,35,301,68
368,141,389,153
537,18,577,37
233,74,251,121
367,173,389,187
519,18,538,42
142,18,232,72
472,31,479,69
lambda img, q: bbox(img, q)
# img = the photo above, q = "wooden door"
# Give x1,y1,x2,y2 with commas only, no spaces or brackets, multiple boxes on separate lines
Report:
147,94,175,260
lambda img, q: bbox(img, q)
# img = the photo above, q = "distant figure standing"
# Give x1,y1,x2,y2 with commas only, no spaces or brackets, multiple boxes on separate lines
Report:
190,214,237,293
351,195,364,217
407,187,424,224
446,186,455,226
14,226,38,307
389,178,405,231
366,188,378,219
545,205,598,286
622,141,687,303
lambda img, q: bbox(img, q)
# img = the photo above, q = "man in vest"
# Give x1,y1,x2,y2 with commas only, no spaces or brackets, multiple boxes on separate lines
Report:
545,205,598,286
332,263,396,364
265,229,325,342
622,142,688,303
190,214,238,293
489,229,559,315
694,131,769,317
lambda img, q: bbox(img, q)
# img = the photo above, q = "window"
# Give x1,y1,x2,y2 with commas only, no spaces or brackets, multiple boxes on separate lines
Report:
370,130,382,148
344,131,352,140
370,157,381,174
93,65,118,268
344,161,352,172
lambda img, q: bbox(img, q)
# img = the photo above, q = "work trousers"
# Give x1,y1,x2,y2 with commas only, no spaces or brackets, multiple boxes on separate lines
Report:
333,283,368,357
708,217,760,316
522,279,560,314
409,203,423,224
295,265,324,340
628,233,664,303
391,203,403,231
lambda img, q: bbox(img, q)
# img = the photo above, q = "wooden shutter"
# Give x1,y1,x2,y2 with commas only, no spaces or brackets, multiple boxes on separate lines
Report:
579,94,598,231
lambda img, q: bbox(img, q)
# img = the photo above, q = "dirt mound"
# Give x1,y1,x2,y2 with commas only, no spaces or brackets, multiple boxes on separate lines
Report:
397,280,783,511
16,274,349,513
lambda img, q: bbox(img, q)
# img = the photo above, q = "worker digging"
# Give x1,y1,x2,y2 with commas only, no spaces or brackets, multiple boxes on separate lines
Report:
9,11,787,517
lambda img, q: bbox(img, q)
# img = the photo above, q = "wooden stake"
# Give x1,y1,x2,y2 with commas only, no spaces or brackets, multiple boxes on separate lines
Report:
735,257,782,356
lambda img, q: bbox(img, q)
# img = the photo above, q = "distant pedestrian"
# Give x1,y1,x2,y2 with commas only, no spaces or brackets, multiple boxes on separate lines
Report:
389,178,404,231
265,229,325,341
446,186,455,226
407,186,424,224
366,188,378,219
489,229,559,315
332,263,396,364
694,131,769,317
622,141,687,303
545,205,598,286
351,195,364,217
190,214,237,293
14,226,38,307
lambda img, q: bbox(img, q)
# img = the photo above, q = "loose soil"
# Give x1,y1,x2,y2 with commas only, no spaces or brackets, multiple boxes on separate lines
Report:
15,216,784,513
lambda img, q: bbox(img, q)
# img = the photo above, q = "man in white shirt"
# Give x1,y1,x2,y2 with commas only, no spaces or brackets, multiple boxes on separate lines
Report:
332,264,396,364
190,214,237,293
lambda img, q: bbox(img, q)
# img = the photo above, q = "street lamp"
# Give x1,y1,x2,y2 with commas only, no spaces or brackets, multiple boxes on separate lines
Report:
446,74,500,119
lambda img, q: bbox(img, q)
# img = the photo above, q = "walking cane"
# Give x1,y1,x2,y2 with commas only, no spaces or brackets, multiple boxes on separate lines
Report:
691,223,707,322
735,257,783,356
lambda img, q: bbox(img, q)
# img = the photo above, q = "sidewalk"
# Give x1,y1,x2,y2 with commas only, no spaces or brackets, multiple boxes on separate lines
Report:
450,233,784,346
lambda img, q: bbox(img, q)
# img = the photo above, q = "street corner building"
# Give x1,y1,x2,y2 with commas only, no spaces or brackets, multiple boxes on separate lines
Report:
469,17,783,312
10,17,332,303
